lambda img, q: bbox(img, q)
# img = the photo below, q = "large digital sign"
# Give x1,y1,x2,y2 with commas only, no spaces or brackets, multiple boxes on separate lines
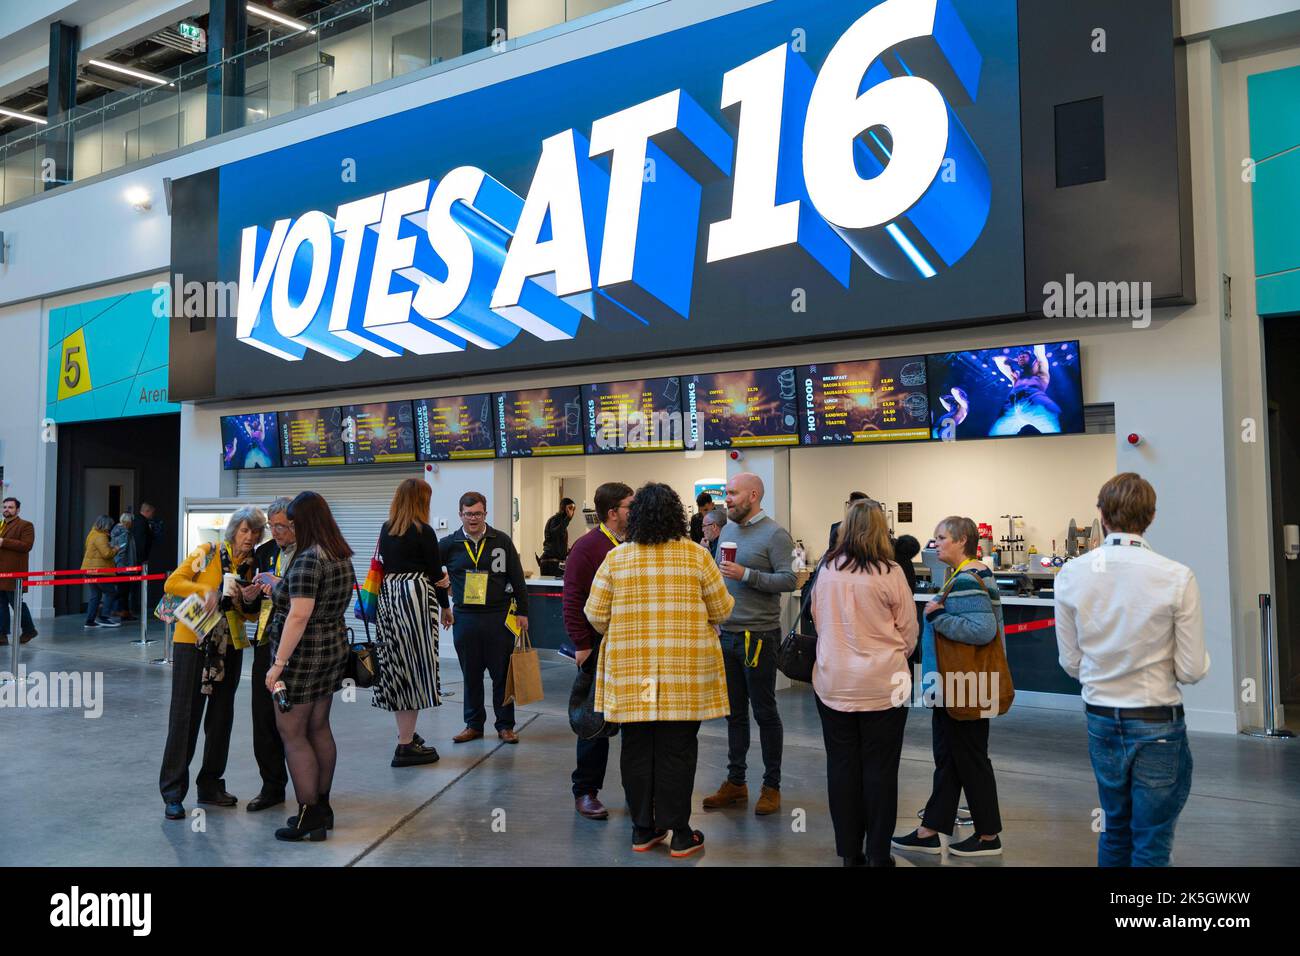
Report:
342,401,416,464
279,406,346,466
582,377,685,454
495,386,584,457
926,340,1083,439
415,393,496,461
194,0,1025,402
221,412,281,469
685,367,800,449
799,356,930,444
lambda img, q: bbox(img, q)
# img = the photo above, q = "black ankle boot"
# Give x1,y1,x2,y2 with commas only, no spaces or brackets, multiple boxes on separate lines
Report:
287,795,334,831
391,740,441,767
275,803,329,842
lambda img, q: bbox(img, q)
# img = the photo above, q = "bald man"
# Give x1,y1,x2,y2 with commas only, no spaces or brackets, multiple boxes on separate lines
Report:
703,472,797,816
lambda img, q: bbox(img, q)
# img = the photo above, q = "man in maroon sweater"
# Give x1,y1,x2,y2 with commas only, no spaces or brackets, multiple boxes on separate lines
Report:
563,481,634,820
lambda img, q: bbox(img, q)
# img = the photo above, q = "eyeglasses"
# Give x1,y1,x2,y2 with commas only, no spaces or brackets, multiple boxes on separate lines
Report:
269,522,292,532
461,511,486,519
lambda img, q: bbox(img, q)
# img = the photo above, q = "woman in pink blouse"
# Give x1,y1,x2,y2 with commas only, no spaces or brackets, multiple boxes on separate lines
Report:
810,499,919,867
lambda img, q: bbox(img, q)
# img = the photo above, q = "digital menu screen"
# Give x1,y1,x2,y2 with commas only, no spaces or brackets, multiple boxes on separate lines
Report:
684,366,799,449
415,393,496,461
279,406,346,467
799,356,931,445
926,341,1084,440
221,412,281,470
582,377,685,454
341,401,416,464
495,386,584,457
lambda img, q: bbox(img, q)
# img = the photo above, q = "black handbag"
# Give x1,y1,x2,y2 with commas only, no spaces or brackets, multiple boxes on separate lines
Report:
777,565,819,683
347,578,382,690
568,656,618,740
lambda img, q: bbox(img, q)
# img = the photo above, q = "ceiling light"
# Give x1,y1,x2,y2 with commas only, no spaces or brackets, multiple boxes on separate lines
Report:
0,107,48,125
88,58,172,86
126,186,152,211
247,3,316,34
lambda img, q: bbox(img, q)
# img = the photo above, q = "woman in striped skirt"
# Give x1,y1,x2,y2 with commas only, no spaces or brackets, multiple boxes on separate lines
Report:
372,478,452,767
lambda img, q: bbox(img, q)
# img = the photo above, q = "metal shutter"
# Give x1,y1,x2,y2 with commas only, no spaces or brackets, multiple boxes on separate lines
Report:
236,465,423,597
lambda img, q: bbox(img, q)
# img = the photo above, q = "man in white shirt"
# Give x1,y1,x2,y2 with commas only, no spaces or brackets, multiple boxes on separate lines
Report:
1054,473,1210,867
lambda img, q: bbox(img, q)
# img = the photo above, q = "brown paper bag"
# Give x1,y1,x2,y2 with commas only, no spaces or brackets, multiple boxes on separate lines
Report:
504,629,544,706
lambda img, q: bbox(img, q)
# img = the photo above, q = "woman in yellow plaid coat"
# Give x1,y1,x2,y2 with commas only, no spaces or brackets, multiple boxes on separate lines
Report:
585,482,734,858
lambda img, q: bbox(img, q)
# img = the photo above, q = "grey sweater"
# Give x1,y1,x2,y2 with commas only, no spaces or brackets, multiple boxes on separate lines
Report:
719,513,797,631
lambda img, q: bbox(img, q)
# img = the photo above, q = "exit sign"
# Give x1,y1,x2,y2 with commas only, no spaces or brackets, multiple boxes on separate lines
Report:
178,22,206,51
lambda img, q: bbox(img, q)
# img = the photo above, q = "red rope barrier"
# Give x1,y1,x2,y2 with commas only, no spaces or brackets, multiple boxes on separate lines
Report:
20,573,168,588
0,566,144,579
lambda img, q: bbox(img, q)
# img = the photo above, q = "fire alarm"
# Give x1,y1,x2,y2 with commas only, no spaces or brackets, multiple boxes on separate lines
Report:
1127,433,1142,447
729,449,744,461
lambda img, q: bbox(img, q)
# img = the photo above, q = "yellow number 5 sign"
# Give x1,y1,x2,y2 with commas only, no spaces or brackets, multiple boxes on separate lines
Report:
56,327,92,402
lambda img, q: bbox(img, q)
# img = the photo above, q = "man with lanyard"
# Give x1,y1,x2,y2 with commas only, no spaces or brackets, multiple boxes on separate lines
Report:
238,498,294,813
1055,473,1209,866
562,482,633,820
439,492,530,744
703,473,797,817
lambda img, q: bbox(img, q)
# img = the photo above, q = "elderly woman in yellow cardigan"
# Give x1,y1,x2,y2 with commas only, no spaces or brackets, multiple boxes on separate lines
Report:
159,506,264,821
585,482,734,860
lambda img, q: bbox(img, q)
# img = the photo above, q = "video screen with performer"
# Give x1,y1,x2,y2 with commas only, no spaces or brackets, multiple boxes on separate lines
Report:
799,356,931,445
220,412,281,470
926,341,1084,440
415,393,496,461
582,376,684,454
342,401,416,464
279,405,346,466
495,386,584,457
684,366,799,449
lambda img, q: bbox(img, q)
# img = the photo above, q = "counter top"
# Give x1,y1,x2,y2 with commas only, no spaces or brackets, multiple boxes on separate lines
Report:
526,576,565,587
912,592,1055,608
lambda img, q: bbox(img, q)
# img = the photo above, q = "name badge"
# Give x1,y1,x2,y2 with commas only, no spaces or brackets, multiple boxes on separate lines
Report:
257,601,273,642
464,571,489,606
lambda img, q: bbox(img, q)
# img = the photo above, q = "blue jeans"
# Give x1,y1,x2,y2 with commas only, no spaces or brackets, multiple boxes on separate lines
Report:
85,582,117,625
1086,711,1193,867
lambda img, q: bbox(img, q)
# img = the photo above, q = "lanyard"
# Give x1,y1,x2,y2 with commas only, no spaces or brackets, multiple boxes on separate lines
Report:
599,523,620,548
275,550,282,575
464,536,487,569
941,557,978,596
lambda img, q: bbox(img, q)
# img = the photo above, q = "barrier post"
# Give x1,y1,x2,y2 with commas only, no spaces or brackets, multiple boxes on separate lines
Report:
131,564,156,647
152,619,173,665
1242,594,1295,739
1,582,35,687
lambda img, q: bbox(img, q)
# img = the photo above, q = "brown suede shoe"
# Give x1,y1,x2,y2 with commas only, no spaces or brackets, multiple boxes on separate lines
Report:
452,727,484,743
702,780,748,810
498,728,519,744
755,785,781,816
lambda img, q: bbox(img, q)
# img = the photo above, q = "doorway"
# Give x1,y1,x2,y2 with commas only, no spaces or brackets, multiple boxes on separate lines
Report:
54,414,181,616
1264,318,1300,727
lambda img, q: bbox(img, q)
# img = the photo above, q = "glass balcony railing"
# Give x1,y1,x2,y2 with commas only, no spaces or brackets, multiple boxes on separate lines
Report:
0,0,629,209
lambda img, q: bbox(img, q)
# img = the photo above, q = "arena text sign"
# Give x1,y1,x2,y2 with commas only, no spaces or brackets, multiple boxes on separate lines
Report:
236,0,990,362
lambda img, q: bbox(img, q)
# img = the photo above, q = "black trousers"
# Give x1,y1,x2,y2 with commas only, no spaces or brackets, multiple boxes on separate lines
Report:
816,697,908,862
452,610,515,732
921,707,1002,836
620,721,700,834
250,642,288,795
572,641,611,797
158,642,243,803
720,628,783,789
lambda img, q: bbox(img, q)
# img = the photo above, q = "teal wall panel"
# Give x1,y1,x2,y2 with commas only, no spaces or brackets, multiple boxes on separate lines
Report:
1248,63,1300,317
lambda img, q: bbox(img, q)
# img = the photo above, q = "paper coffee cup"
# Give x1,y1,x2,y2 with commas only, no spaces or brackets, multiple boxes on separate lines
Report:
222,572,241,597
720,542,738,563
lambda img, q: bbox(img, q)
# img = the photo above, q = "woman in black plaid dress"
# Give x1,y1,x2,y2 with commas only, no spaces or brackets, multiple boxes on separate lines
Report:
264,491,354,842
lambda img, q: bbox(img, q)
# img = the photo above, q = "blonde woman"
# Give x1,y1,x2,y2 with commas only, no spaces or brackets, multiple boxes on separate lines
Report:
372,478,451,767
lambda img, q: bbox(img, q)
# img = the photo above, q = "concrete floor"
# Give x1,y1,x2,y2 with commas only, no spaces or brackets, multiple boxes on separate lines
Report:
2,616,1298,867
